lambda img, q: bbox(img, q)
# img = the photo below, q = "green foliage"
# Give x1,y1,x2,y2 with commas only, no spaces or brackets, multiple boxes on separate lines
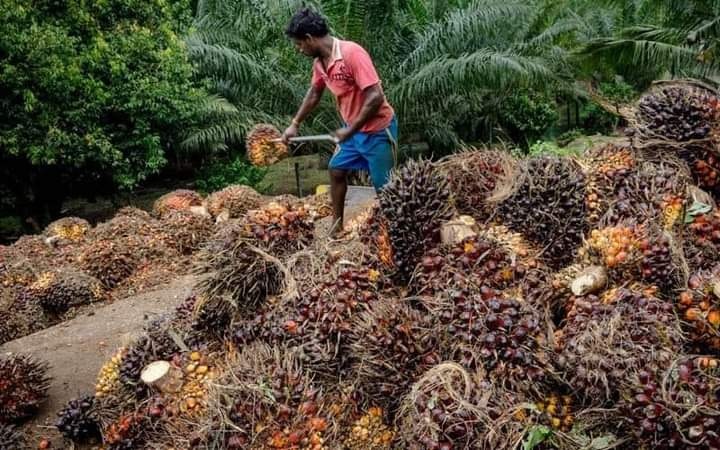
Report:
0,0,207,220
580,0,720,82
0,216,23,238
523,425,552,450
499,92,560,146
516,139,583,157
556,128,584,147
195,156,267,194
580,79,638,133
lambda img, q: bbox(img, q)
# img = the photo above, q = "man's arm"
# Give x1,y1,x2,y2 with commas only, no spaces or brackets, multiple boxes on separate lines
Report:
334,84,384,142
282,85,324,143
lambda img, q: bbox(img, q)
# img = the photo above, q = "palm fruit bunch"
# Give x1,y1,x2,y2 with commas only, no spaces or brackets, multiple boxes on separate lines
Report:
95,347,127,398
439,149,515,221
555,288,682,407
210,343,329,450
91,208,161,241
24,268,106,314
55,394,101,443
582,225,642,272
174,350,215,417
246,123,289,167
294,267,384,377
191,293,236,337
497,156,587,269
635,83,719,142
479,224,539,265
583,143,636,225
638,228,678,292
119,332,181,398
379,159,454,281
531,393,574,432
348,299,440,411
195,202,311,321
43,216,90,244
194,236,283,321
691,150,720,196
104,411,151,450
0,252,36,290
661,193,686,229
152,189,203,217
159,210,214,255
302,192,333,219
356,204,394,268
0,295,46,345
0,423,25,450
172,294,199,325
0,353,51,422
460,294,547,388
685,210,720,270
603,160,689,226
205,184,263,219
426,286,548,390
341,407,395,450
89,214,177,263
6,235,59,271
244,201,315,253
397,363,526,450
518,266,564,312
411,236,519,296
678,268,720,353
114,206,152,221
194,219,242,269
77,239,140,288
231,300,287,348
619,357,720,449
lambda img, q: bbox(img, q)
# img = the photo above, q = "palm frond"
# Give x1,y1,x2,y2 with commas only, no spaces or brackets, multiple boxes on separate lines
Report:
196,94,240,118
517,17,580,52
583,36,710,76
400,0,535,71
392,50,557,116
185,39,296,93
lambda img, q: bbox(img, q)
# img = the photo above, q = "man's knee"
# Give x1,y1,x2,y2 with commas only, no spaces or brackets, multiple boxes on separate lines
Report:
330,169,347,183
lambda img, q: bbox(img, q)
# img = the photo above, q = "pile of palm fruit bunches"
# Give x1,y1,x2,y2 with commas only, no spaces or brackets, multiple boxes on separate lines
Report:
0,184,333,348
2,80,720,450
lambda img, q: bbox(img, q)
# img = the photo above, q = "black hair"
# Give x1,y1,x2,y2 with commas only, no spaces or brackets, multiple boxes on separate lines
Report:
285,7,329,39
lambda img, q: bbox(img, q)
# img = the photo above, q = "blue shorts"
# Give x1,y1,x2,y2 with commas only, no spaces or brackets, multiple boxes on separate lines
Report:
329,116,398,190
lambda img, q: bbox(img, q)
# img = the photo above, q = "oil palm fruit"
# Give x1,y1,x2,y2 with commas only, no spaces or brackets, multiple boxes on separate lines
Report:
379,159,454,281
0,354,51,423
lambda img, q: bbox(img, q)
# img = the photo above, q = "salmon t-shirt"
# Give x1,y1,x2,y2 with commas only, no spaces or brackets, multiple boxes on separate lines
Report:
311,39,394,133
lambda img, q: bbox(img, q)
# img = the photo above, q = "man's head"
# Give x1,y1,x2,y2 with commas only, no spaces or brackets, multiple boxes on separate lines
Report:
285,8,329,57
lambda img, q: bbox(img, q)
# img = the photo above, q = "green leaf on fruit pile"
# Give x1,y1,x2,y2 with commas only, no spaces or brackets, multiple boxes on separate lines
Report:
685,201,713,223
523,425,552,450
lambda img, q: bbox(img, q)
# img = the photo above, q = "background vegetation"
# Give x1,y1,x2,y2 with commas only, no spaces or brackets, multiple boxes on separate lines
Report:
1,0,719,237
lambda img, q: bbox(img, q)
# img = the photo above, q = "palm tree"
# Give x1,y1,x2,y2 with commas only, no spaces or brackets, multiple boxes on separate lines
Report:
182,0,578,153
581,0,720,84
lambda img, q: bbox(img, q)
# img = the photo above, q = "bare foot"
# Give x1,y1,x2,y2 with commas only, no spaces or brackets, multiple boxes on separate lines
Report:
328,218,347,240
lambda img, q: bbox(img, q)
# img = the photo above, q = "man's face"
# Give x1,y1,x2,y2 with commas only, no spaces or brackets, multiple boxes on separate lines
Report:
292,36,319,58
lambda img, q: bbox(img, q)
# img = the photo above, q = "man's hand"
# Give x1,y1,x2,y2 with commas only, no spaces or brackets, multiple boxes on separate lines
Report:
333,126,354,143
281,123,299,145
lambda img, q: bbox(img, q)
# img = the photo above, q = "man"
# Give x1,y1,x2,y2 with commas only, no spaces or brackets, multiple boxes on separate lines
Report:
282,8,398,236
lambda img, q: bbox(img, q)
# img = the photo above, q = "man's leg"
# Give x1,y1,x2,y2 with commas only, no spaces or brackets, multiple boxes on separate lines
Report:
329,168,348,235
327,136,365,237
364,118,398,191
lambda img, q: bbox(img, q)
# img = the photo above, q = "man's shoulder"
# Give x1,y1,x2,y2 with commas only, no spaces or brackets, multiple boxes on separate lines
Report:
339,40,369,56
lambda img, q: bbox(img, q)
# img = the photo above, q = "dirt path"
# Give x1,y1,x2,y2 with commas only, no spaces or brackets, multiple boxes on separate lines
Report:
1,274,198,445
